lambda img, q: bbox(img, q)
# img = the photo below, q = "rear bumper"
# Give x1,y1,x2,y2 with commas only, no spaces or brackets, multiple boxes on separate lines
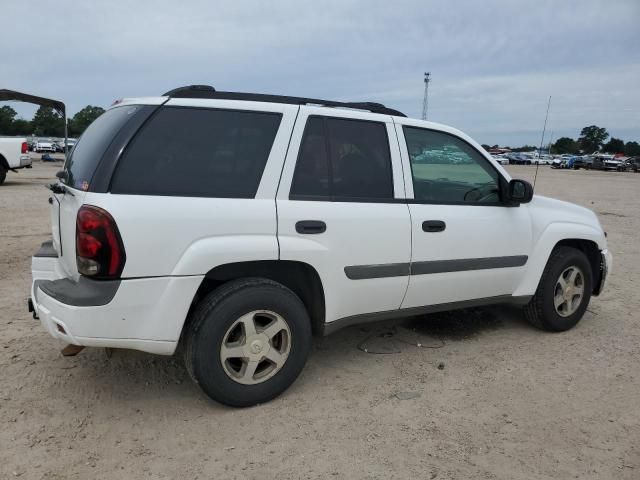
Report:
19,155,32,167
30,241,203,355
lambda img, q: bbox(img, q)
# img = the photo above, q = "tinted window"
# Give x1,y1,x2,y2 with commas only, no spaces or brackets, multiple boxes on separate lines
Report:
65,105,141,190
290,116,393,200
111,107,281,197
290,117,330,197
403,127,501,203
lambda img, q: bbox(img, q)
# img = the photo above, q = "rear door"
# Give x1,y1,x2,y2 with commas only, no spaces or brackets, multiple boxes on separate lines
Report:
100,99,298,278
395,121,532,308
276,108,411,324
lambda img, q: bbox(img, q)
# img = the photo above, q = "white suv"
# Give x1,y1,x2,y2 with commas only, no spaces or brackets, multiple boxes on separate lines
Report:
29,85,612,406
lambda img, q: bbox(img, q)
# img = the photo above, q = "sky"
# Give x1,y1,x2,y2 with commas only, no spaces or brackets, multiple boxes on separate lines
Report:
2,0,639,146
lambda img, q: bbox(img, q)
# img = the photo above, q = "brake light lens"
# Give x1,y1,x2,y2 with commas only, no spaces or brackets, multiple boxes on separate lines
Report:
76,205,126,278
21,142,27,154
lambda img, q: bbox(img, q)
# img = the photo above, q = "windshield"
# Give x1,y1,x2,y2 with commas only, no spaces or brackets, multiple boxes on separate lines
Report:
63,105,140,190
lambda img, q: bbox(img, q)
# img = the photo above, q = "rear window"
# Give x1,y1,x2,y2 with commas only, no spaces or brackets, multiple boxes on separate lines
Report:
110,107,282,198
64,105,141,190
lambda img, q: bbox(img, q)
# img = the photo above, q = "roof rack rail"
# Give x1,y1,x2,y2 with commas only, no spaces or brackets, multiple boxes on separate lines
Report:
161,85,406,117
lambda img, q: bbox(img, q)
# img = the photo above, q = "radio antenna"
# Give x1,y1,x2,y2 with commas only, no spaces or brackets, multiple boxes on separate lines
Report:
534,96,551,189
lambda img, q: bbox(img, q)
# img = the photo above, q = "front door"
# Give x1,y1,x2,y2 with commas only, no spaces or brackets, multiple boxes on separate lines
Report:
395,123,532,309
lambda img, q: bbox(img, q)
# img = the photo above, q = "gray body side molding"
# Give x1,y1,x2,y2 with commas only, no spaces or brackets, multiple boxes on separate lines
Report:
344,255,528,280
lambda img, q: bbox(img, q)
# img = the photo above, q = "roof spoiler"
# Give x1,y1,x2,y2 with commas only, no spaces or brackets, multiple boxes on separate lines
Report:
0,89,69,155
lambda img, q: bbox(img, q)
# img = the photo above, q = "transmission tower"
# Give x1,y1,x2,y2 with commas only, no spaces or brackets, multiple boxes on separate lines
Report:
421,72,431,120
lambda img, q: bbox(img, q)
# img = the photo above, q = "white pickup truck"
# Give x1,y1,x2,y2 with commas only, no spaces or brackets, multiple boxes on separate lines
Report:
0,137,32,184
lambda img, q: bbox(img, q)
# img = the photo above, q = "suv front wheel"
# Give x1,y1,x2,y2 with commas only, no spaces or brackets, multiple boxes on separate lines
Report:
524,246,593,332
184,278,312,407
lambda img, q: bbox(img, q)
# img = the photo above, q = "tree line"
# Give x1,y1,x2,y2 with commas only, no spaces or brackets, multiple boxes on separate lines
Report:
0,105,105,138
3,107,640,157
482,125,640,157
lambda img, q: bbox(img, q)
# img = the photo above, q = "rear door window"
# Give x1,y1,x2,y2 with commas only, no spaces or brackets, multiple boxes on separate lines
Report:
290,116,393,200
110,107,282,198
64,105,141,190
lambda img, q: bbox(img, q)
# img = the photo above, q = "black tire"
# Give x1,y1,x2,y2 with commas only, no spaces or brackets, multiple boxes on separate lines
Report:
0,168,6,185
524,246,593,332
183,278,312,407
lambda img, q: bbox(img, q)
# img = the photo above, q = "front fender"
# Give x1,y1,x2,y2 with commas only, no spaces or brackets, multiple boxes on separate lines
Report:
513,222,606,297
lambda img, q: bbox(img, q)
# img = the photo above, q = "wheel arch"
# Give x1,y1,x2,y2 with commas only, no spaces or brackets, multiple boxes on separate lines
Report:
554,238,601,288
0,154,9,170
181,260,326,341
513,222,606,297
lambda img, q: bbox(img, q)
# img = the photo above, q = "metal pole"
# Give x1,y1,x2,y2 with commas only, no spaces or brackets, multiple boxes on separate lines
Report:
64,112,68,158
422,72,431,120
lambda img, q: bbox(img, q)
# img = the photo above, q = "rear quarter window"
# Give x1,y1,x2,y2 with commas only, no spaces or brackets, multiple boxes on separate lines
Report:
64,105,142,190
110,107,282,198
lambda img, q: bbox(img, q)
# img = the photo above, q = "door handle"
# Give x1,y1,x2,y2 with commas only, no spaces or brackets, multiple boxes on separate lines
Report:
295,220,326,234
422,220,446,233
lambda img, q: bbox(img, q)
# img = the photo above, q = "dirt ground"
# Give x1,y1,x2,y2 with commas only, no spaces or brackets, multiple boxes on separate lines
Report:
1,159,638,480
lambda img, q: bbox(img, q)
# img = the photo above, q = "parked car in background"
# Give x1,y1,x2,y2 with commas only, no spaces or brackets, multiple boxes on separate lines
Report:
533,155,553,165
0,137,32,184
492,155,509,165
29,85,612,406
584,155,625,171
54,139,77,153
35,140,56,153
626,156,640,172
507,153,533,165
573,156,589,170
551,158,567,169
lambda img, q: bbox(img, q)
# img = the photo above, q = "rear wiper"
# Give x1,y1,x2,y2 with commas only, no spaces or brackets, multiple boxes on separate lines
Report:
46,183,75,196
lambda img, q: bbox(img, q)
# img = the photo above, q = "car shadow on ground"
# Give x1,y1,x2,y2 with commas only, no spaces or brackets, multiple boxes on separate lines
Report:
45,304,531,407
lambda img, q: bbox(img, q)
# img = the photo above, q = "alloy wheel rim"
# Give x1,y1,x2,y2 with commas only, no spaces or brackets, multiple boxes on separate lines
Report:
219,310,291,385
553,266,585,317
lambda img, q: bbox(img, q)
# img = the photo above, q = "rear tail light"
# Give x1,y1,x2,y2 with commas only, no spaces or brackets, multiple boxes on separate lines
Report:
21,142,28,154
76,205,126,278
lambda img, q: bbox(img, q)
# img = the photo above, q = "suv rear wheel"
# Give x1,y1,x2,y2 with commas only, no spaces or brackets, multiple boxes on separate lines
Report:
0,168,6,185
524,246,593,332
184,278,312,407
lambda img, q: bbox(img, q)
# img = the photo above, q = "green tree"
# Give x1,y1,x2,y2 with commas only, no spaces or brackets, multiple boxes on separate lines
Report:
481,144,491,151
512,145,536,152
578,125,608,153
70,106,105,136
31,106,64,136
0,105,18,134
625,141,640,156
603,137,625,153
11,119,33,136
553,137,579,154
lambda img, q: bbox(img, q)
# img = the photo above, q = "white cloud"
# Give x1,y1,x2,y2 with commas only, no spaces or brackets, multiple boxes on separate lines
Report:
1,0,638,145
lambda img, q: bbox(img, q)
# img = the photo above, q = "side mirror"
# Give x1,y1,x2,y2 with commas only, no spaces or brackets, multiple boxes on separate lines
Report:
507,179,533,204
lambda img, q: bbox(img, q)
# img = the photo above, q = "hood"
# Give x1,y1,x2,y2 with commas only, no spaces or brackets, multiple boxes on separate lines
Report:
528,195,606,247
531,195,600,223
527,194,608,250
